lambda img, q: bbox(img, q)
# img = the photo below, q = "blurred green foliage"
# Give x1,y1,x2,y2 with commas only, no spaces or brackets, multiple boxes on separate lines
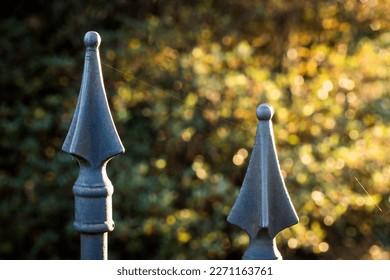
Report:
0,0,389,259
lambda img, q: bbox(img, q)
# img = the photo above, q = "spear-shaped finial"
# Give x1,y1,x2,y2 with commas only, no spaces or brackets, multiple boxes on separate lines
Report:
62,31,125,260
227,104,298,260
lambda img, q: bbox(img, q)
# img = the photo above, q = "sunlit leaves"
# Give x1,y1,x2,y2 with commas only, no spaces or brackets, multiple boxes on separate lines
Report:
110,0,390,260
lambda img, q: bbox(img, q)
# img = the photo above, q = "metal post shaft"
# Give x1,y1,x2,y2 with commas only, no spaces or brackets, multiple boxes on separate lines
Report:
80,233,108,260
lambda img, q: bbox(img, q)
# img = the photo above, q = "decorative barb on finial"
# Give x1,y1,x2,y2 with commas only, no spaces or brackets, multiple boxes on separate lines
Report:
227,104,298,260
62,31,124,259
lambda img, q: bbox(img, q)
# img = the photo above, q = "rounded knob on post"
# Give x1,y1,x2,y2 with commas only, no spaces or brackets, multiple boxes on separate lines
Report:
256,104,274,121
84,31,101,49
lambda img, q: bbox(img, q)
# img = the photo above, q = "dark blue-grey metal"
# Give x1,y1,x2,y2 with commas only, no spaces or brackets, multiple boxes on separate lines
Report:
62,31,125,260
227,104,298,260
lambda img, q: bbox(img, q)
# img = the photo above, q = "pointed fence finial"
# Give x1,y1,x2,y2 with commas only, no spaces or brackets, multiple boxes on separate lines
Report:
62,31,125,260
227,104,298,260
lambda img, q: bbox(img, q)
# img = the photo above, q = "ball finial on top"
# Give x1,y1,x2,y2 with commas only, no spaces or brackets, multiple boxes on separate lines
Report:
256,104,274,121
84,31,101,49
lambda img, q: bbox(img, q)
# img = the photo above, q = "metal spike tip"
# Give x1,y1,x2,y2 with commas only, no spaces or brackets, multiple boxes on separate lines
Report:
256,104,274,121
227,103,298,259
84,31,101,49
62,31,124,166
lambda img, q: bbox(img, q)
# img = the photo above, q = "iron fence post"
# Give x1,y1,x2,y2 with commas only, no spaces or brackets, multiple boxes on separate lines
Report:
62,31,125,260
227,104,299,259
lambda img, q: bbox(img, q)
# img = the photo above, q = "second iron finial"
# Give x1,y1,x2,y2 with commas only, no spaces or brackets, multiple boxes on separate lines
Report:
227,104,298,260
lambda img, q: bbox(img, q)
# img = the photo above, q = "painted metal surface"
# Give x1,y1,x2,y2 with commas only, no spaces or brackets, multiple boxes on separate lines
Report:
62,31,124,260
228,104,299,260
